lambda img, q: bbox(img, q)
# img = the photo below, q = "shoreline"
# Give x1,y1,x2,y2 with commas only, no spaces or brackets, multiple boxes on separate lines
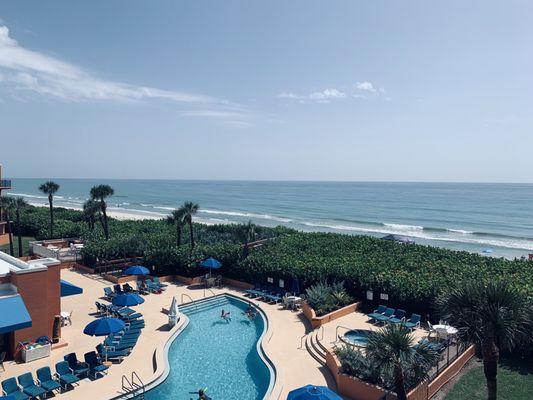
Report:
22,201,530,260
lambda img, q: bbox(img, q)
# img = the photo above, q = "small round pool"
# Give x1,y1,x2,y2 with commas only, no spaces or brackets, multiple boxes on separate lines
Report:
342,329,373,347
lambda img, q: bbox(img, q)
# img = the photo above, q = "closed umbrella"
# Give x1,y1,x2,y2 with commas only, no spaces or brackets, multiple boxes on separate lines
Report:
112,293,145,307
287,385,342,400
168,296,179,327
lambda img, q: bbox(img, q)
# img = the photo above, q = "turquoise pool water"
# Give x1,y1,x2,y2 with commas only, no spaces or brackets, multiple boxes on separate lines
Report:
343,329,373,347
144,295,273,400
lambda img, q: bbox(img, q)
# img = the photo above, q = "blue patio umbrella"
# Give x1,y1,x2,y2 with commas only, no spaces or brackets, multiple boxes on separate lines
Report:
123,265,150,276
112,293,145,307
287,385,342,400
200,258,222,277
83,317,125,337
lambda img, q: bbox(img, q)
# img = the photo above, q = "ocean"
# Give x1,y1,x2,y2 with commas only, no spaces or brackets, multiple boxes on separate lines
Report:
6,179,533,259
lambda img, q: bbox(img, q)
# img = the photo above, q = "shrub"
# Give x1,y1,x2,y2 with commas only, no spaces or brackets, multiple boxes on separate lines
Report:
304,281,353,316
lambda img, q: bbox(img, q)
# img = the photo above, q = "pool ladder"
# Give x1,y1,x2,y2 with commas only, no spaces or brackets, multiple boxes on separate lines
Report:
122,371,145,399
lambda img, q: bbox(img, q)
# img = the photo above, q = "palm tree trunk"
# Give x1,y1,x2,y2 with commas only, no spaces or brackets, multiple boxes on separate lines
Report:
482,340,499,400
394,364,408,400
188,219,195,248
5,211,14,256
101,202,109,240
48,195,54,239
16,210,23,257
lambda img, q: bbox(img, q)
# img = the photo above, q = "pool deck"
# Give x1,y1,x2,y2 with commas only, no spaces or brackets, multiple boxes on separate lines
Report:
2,268,427,399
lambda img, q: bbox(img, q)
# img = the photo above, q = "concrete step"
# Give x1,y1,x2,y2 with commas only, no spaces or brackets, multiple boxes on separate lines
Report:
304,330,326,366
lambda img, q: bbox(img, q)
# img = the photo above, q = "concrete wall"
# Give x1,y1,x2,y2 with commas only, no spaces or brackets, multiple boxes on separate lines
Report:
302,301,361,328
9,264,61,356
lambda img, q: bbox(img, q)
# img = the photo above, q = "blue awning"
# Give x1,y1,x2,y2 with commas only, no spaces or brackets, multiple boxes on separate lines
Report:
60,280,83,297
0,295,32,334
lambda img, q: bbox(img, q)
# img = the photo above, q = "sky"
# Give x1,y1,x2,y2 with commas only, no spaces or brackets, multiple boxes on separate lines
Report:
0,1,532,182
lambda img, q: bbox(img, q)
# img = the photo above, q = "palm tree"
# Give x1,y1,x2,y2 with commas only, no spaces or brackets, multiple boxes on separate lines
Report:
365,323,437,400
38,181,60,239
437,281,531,400
179,201,199,248
90,185,114,240
12,197,28,257
82,199,100,231
166,208,186,246
0,197,14,256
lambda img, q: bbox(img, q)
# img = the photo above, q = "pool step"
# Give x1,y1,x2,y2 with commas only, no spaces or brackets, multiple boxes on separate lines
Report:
180,296,232,315
304,329,326,366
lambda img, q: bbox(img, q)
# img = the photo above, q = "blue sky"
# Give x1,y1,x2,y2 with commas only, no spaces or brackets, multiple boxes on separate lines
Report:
0,1,532,182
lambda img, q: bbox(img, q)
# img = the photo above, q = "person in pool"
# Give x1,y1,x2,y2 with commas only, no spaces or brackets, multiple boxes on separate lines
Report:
190,388,211,400
220,309,231,320
243,305,257,319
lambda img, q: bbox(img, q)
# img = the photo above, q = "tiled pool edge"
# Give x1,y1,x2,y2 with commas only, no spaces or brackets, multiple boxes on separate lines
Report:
111,292,279,400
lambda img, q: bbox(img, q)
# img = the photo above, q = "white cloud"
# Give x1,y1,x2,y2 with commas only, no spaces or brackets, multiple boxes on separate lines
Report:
0,24,247,122
355,81,376,92
277,88,346,103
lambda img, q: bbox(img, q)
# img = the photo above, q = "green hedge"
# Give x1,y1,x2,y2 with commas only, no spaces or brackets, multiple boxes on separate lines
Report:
239,232,533,311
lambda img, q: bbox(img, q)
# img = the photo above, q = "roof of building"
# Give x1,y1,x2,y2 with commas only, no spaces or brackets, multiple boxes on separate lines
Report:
0,251,49,276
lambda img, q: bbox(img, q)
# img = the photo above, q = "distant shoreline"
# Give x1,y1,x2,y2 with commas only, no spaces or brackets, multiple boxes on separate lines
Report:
26,200,220,224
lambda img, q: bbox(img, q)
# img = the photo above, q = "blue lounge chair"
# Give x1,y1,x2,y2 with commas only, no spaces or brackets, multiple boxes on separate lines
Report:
84,351,109,379
55,361,80,390
36,366,61,394
403,314,421,330
389,309,406,324
153,277,168,288
367,305,387,321
418,339,446,354
1,378,29,400
96,344,129,362
374,308,395,323
64,353,89,378
103,287,116,300
17,373,46,399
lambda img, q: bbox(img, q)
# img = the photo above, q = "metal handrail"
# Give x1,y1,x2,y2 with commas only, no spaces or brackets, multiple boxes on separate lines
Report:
335,325,353,344
299,333,308,349
180,293,197,311
203,287,216,298
121,374,132,393
318,325,324,341
131,371,145,396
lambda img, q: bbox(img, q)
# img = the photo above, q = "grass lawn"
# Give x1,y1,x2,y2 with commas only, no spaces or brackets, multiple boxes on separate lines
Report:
446,358,533,400
0,236,35,257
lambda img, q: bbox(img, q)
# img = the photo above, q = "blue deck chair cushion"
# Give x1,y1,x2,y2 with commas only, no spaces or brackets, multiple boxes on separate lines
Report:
2,378,29,400
367,305,387,320
36,367,61,393
55,361,80,387
374,308,395,322
17,373,46,398
389,309,406,324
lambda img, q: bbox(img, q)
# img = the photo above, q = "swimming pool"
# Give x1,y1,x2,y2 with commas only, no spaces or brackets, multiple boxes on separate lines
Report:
143,295,274,399
341,329,373,348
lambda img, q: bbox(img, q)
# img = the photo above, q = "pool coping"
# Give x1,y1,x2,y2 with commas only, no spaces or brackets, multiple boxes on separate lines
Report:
112,292,279,400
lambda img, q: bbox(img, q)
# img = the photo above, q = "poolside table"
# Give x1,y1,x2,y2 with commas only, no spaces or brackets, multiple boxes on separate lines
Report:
433,324,458,339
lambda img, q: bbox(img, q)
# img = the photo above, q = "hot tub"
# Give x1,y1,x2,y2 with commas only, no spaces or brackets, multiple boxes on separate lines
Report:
341,329,373,348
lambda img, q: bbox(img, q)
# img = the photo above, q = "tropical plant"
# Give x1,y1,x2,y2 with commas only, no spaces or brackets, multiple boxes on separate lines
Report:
335,345,382,384
437,281,532,400
179,201,199,248
365,324,438,400
166,208,186,246
304,281,352,316
38,180,60,238
239,220,257,258
82,199,100,231
0,197,14,255
90,184,114,240
11,197,28,257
